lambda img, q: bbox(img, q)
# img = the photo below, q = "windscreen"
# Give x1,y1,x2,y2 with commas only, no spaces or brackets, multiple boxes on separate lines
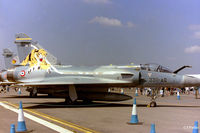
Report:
140,63,173,73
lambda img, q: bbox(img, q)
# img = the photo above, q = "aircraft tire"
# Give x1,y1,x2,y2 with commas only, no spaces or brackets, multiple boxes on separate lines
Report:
65,97,74,105
29,90,37,97
48,94,53,97
83,99,92,104
150,101,157,107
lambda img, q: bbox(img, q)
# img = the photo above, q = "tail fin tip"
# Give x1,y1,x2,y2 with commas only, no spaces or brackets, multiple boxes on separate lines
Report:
15,33,32,43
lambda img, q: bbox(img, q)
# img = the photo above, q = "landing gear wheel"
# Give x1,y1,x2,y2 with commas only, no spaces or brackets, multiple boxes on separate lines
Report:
150,101,157,107
29,89,37,97
83,99,92,104
48,94,53,97
65,97,75,105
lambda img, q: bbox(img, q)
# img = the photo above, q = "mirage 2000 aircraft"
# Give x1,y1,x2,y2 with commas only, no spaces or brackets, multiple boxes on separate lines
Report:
3,33,200,107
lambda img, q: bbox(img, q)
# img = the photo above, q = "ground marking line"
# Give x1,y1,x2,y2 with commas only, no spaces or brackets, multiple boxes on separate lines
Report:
0,102,74,133
3,101,99,133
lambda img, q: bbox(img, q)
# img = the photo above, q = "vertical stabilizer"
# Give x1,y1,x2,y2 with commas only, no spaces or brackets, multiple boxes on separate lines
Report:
14,33,61,65
14,33,32,63
2,49,20,69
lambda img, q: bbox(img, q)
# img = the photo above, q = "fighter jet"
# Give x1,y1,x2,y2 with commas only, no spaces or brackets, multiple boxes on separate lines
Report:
4,33,200,107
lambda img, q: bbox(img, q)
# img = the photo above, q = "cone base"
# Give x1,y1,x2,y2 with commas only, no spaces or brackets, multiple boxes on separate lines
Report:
10,124,15,133
16,130,34,133
177,96,180,100
192,129,198,133
127,122,143,125
10,129,15,133
130,115,139,123
17,121,27,132
150,130,156,133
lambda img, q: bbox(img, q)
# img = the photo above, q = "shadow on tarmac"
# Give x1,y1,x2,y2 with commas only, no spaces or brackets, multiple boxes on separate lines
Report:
3,95,200,109
23,102,135,109
23,102,200,109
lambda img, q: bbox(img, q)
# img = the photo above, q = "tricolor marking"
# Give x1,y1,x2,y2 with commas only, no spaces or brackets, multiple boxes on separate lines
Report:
20,70,26,77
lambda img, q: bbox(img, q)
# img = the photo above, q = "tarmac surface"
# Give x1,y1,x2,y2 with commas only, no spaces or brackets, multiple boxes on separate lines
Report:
0,102,56,133
0,89,200,133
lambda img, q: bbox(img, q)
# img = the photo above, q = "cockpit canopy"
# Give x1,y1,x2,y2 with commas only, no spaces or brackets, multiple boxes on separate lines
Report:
140,63,173,73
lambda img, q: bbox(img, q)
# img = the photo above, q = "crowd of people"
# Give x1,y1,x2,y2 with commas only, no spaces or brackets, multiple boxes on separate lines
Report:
137,87,199,97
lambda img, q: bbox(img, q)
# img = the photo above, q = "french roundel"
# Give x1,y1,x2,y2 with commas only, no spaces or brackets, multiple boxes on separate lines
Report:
20,70,26,77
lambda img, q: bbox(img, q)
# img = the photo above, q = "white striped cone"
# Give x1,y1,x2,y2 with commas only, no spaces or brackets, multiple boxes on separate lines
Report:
18,88,21,95
130,98,138,123
17,101,27,132
177,91,180,100
193,121,198,133
121,88,124,94
135,88,138,96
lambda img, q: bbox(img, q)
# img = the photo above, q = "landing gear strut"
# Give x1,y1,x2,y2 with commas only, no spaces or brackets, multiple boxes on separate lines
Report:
148,88,157,107
194,87,198,99
64,85,78,105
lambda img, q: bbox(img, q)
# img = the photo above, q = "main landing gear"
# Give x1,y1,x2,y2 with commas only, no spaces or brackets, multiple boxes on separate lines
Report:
65,97,74,104
29,88,38,97
64,85,78,105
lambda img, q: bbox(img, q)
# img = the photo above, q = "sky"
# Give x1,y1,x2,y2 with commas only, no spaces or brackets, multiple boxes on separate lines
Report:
0,0,200,74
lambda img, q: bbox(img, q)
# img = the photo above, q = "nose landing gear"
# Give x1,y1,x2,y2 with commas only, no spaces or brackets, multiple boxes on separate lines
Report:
149,101,157,107
147,88,157,107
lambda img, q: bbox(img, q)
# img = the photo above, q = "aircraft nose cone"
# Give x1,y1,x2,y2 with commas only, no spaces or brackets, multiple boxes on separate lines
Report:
183,75,200,87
